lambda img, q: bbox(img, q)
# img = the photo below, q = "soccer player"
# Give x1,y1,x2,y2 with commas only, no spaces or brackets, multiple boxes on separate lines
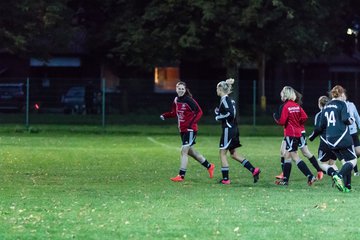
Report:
215,78,261,184
276,90,323,180
309,96,339,179
160,81,215,182
310,85,357,192
344,94,360,177
273,86,316,186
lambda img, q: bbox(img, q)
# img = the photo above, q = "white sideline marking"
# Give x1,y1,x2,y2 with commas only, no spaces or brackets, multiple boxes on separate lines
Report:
147,137,179,150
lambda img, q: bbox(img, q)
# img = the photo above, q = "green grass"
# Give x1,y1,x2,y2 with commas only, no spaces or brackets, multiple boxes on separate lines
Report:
0,125,358,239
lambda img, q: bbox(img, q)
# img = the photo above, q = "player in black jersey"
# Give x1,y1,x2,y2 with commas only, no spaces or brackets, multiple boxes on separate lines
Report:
309,96,338,177
310,85,357,192
215,78,261,185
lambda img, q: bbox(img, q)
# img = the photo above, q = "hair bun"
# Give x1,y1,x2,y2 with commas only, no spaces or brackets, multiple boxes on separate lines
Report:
225,78,235,85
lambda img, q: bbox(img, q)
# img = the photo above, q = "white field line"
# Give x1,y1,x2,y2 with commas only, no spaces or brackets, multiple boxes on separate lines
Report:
147,137,179,150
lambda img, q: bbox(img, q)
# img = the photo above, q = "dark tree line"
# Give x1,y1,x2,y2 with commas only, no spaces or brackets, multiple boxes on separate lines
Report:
2,0,359,103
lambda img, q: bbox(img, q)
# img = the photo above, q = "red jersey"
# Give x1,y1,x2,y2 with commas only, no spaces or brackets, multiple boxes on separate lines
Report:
162,95,203,132
274,100,308,137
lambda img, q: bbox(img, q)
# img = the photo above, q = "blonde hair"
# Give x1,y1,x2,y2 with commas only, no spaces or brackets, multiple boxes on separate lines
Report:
280,86,296,102
217,78,235,95
330,85,346,99
318,95,329,108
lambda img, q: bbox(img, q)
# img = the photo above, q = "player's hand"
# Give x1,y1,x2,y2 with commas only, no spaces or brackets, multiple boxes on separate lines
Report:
160,115,165,120
308,133,315,142
215,116,220,121
214,107,219,115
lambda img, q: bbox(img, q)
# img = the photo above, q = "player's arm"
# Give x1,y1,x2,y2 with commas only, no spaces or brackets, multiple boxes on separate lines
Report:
187,98,202,129
309,112,323,141
351,103,360,129
342,103,353,125
161,100,177,119
215,98,233,121
274,104,288,126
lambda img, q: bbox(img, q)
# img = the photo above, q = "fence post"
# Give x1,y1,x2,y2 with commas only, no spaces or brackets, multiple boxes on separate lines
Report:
102,78,106,128
25,77,30,129
253,80,257,126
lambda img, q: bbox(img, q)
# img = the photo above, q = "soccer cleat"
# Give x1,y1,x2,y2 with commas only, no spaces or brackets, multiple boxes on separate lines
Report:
332,175,346,192
219,179,231,185
343,187,351,193
170,175,184,182
307,176,317,186
252,168,261,183
208,164,215,178
275,172,284,179
354,172,360,176
317,171,324,180
275,180,288,186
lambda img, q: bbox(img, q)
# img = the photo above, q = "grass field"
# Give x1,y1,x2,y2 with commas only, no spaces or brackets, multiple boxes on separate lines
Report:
0,124,358,239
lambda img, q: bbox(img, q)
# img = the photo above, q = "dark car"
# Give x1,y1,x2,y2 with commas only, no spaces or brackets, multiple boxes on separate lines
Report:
0,83,25,112
61,86,100,114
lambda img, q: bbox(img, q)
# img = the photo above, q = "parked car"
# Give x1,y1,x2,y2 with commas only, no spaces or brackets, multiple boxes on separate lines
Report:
0,83,25,112
61,86,100,114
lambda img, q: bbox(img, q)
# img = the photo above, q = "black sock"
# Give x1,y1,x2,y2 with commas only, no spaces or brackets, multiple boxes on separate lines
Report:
339,162,354,178
354,164,358,173
242,159,255,173
201,159,211,169
327,167,337,176
221,167,229,180
308,155,322,172
179,168,186,178
280,157,284,171
344,173,352,188
296,160,313,178
283,161,292,182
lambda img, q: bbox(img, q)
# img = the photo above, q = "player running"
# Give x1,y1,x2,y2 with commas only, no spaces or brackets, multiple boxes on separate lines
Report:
310,85,357,192
160,81,215,182
273,86,317,186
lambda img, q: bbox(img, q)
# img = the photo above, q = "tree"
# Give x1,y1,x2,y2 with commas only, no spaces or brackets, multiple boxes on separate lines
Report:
0,0,74,58
193,0,353,111
61,0,360,109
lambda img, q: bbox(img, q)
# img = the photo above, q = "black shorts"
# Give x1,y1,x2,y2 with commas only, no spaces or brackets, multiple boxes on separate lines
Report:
284,136,300,152
299,132,307,148
219,127,241,150
332,145,357,162
351,133,360,147
180,130,197,146
318,141,337,162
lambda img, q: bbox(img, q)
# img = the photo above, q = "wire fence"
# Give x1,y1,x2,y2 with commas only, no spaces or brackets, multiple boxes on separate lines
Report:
0,76,358,127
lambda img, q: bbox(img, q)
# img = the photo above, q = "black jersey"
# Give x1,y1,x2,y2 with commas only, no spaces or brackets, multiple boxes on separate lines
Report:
309,110,328,149
319,99,353,149
216,95,237,129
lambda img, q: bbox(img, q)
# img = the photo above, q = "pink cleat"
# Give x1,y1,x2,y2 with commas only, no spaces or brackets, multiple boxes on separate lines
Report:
170,175,184,182
208,164,215,178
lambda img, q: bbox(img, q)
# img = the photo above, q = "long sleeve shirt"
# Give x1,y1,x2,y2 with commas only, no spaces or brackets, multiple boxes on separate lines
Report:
161,95,203,132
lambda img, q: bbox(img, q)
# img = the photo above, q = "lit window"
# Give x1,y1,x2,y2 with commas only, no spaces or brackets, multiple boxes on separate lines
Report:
154,67,179,92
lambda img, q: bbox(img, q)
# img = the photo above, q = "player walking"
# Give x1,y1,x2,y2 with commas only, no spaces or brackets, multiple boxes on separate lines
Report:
215,78,261,184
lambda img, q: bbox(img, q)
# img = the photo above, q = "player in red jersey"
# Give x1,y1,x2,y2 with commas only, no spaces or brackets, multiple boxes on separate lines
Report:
273,86,316,186
160,81,214,182
275,90,323,180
